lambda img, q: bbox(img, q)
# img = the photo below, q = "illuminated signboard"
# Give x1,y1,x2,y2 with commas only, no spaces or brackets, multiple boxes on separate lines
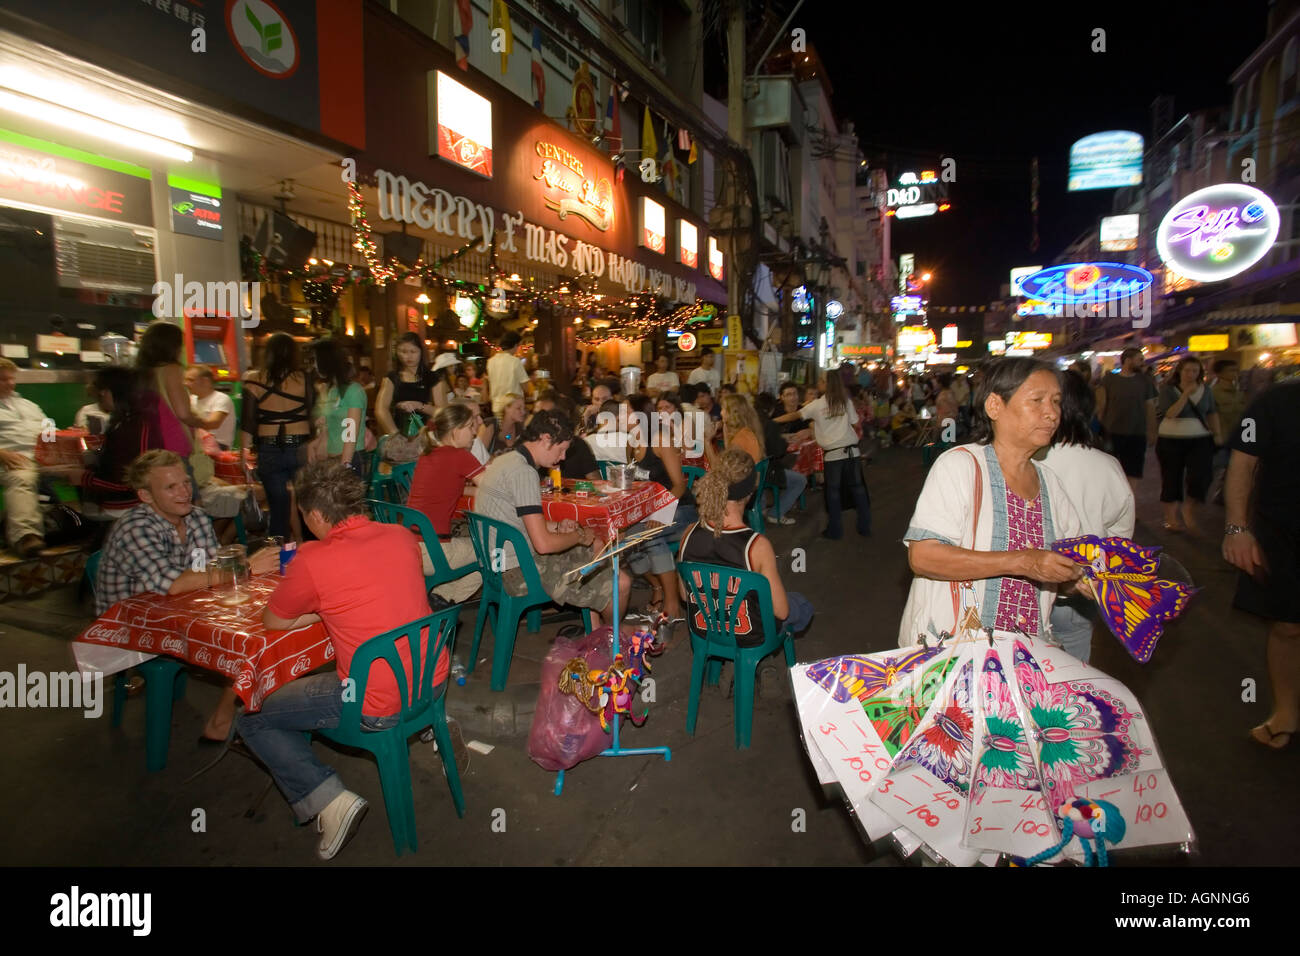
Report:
533,140,614,231
899,170,938,185
926,352,956,365
897,326,936,353
1188,334,1229,352
899,253,915,293
1017,262,1153,305
890,295,924,315
887,185,923,207
1010,265,1042,297
825,299,844,319
678,220,698,268
987,340,1006,354
434,71,493,178
677,331,697,351
841,343,888,358
1253,323,1298,347
895,202,938,219
941,324,958,348
1100,214,1140,251
169,184,222,240
639,196,666,254
1008,331,1053,351
708,236,724,281
1017,300,1058,317
792,285,813,314
1068,131,1143,191
1156,183,1280,282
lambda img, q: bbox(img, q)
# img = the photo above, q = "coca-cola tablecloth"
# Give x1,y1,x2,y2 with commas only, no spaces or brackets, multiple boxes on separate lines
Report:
541,479,678,540
34,430,104,467
72,573,331,712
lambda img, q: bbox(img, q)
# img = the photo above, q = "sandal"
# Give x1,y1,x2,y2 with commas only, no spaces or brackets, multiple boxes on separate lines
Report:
646,585,665,616
1251,722,1296,750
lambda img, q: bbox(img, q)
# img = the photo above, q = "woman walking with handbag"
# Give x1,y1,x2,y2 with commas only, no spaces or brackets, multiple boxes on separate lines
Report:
774,372,869,539
1155,357,1221,534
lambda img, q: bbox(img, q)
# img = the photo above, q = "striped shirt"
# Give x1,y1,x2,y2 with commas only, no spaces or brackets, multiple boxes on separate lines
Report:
473,445,543,570
95,503,219,614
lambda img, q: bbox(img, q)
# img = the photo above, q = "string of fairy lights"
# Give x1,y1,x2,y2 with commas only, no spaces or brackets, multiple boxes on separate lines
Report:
246,182,723,349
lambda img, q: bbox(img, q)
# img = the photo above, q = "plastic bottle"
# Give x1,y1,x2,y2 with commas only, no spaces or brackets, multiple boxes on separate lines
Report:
280,540,297,575
451,658,467,685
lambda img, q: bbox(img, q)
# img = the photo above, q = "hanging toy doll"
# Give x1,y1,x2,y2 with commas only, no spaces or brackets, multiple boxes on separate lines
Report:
1011,798,1127,867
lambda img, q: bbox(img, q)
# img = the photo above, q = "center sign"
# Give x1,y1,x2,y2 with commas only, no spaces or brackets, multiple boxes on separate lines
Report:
1156,183,1279,282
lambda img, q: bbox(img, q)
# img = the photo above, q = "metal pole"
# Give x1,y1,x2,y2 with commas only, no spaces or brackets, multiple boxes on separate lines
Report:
748,0,808,83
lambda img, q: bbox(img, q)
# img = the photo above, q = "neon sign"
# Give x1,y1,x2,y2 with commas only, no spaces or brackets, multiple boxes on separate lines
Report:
1156,183,1279,282
434,71,493,178
895,202,938,219
708,236,724,281
898,171,938,185
1068,131,1142,191
792,285,812,314
1017,262,1152,304
825,299,844,319
533,140,613,232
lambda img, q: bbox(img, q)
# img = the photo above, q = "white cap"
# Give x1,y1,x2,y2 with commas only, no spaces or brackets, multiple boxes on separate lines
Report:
433,352,462,371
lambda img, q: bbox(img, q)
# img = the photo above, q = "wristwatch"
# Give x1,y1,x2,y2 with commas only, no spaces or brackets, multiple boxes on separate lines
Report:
1224,524,1252,536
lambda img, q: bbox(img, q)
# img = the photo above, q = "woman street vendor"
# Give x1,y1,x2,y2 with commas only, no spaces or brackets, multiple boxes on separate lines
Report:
898,357,1091,648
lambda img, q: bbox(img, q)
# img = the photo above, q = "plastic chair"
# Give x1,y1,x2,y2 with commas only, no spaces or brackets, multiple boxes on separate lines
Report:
85,550,189,770
463,512,592,691
595,460,610,479
676,560,796,749
368,499,478,596
744,459,769,533
315,607,464,855
682,465,706,492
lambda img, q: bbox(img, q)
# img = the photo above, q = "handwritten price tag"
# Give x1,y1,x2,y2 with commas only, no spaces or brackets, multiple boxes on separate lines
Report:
1077,770,1194,851
965,787,1059,856
870,767,981,866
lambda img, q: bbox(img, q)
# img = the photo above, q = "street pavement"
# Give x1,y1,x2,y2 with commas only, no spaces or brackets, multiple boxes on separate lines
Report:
1,443,1295,866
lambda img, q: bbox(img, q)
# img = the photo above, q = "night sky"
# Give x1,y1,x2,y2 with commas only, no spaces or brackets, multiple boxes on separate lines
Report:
790,0,1271,305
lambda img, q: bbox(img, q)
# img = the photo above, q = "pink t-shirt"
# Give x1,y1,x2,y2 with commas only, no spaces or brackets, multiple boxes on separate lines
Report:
994,488,1044,635
268,515,446,716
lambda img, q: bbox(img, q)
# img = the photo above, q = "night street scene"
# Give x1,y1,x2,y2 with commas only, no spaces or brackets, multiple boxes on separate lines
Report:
0,0,1293,929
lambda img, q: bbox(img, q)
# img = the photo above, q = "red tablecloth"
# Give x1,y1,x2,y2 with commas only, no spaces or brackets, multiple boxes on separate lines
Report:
73,573,332,712
34,430,103,466
542,479,679,539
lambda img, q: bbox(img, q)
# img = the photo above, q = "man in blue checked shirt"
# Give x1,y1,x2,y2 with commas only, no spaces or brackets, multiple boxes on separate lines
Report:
96,449,278,740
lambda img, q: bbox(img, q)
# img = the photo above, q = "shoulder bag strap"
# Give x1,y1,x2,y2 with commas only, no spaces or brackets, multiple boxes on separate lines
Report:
949,447,983,634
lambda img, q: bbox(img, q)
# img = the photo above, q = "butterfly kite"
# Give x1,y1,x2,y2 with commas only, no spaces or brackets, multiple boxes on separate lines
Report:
1050,535,1197,663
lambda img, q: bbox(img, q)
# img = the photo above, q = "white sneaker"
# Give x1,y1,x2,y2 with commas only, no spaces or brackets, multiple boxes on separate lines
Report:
765,512,796,526
316,790,368,861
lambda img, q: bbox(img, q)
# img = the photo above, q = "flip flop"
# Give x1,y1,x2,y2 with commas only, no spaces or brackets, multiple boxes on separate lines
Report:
1251,722,1295,750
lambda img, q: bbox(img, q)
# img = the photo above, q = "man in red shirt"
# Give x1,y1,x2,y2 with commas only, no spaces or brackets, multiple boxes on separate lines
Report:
237,460,448,860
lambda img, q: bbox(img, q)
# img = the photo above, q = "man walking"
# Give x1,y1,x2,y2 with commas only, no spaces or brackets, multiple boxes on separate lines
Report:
486,331,531,404
1095,347,1157,491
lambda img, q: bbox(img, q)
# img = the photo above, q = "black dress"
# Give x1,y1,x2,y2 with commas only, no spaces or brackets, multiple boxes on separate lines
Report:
386,369,436,435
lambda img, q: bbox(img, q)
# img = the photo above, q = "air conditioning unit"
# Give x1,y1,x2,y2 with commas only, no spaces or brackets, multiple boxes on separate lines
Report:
53,217,157,294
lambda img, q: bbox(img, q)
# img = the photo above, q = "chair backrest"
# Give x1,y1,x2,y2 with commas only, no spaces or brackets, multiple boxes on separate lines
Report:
84,550,102,598
336,605,460,734
464,512,547,597
595,459,610,479
744,459,769,531
368,499,476,584
682,465,706,492
677,560,779,651
390,461,416,502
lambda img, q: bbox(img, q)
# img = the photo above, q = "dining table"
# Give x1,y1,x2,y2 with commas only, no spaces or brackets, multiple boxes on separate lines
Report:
72,572,332,712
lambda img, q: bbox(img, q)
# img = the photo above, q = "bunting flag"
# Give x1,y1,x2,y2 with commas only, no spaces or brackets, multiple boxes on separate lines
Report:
604,78,622,153
490,0,512,75
688,138,698,164
641,106,658,164
454,0,472,71
530,26,546,109
677,127,691,151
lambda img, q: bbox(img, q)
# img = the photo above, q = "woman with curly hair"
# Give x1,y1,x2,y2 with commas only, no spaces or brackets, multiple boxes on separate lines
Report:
677,449,814,647
705,392,765,466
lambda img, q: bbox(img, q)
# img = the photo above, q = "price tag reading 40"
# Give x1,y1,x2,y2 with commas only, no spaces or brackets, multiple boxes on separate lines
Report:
965,787,1059,857
1075,770,1195,855
870,767,981,867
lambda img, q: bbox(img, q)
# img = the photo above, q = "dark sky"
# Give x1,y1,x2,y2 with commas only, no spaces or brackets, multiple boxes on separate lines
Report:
794,0,1272,305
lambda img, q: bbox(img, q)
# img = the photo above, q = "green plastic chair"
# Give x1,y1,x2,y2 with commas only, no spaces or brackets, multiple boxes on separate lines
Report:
85,550,189,770
463,512,592,691
744,459,769,533
315,607,464,855
676,560,796,749
371,460,416,504
368,499,478,596
682,465,706,492
595,459,610,479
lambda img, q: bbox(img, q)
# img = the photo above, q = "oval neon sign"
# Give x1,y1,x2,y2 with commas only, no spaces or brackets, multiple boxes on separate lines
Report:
1017,262,1153,304
1157,183,1279,282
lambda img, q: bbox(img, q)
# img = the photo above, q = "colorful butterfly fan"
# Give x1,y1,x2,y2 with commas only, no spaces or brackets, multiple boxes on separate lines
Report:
1051,535,1198,663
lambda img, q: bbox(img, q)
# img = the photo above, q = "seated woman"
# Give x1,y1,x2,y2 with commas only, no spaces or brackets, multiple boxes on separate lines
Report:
622,394,696,624
405,404,485,606
75,367,152,521
899,357,1088,648
706,393,765,467
480,392,525,457
677,449,813,646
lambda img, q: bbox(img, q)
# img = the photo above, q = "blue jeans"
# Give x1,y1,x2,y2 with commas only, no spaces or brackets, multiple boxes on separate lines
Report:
774,468,807,518
780,591,814,636
256,441,307,540
237,673,402,823
823,455,870,538
627,501,697,576
1049,599,1093,665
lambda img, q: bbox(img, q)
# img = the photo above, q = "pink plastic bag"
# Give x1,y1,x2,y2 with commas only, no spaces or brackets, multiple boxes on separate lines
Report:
528,626,616,772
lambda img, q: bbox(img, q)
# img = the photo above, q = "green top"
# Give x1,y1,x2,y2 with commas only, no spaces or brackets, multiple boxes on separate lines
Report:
319,382,367,456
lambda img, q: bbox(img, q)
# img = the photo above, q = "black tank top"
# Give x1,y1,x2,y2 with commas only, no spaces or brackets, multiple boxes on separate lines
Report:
678,521,764,647
633,444,695,507
387,370,436,434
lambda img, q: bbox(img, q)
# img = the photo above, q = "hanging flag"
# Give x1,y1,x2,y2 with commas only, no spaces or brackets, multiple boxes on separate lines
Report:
688,138,698,164
677,127,691,151
604,78,622,153
531,26,546,109
455,0,472,71
490,0,512,75
641,106,658,164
